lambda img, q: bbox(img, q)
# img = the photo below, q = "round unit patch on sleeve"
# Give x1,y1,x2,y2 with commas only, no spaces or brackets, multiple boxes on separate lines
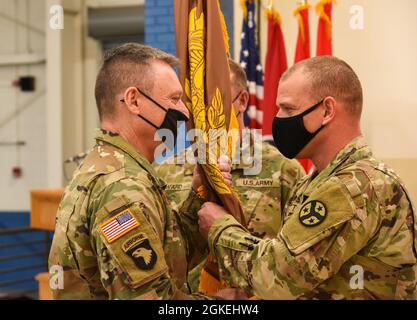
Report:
299,200,327,227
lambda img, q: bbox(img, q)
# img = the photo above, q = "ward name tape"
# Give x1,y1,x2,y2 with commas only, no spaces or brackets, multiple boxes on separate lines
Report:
100,209,139,243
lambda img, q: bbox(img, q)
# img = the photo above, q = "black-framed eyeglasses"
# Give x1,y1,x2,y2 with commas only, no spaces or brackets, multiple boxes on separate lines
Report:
232,90,243,104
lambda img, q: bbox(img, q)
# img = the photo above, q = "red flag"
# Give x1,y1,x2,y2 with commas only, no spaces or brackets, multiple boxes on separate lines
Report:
294,2,314,174
294,3,311,62
262,9,288,140
316,0,334,56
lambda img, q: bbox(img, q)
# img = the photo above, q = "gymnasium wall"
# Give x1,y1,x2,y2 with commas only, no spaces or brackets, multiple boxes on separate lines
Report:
0,0,47,211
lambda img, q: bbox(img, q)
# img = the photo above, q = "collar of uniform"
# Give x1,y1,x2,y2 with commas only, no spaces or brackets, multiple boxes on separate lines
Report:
301,136,370,195
332,135,369,166
161,147,195,176
94,128,164,187
312,135,370,181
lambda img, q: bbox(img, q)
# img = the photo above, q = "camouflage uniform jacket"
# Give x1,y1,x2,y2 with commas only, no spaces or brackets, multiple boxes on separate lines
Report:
207,136,417,299
48,129,207,300
155,142,305,292
155,142,305,239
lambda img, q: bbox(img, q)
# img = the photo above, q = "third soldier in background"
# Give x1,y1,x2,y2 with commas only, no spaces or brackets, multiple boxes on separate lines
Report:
154,59,305,291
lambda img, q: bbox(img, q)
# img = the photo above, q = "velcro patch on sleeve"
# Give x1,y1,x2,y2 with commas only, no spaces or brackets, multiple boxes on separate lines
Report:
100,208,139,243
235,178,279,188
280,177,356,255
95,200,169,289
299,200,327,227
122,233,158,270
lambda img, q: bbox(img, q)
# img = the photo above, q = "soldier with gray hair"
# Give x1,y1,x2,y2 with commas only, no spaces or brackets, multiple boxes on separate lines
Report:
198,56,417,299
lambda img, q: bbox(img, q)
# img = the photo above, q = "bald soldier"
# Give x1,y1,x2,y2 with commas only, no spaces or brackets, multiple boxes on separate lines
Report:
48,43,236,300
198,56,417,299
155,59,305,291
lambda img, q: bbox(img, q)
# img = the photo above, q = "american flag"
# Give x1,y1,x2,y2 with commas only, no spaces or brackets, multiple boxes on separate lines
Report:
100,209,139,243
240,0,264,129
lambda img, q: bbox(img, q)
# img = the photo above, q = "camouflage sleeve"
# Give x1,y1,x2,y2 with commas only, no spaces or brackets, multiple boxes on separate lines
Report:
89,178,206,300
207,176,379,299
176,189,208,270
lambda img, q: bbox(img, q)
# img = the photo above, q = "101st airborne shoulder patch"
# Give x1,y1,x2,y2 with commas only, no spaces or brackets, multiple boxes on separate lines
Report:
99,208,140,243
122,233,157,270
299,200,327,227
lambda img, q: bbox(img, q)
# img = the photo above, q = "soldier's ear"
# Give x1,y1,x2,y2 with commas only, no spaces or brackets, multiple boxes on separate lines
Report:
124,87,141,115
322,96,336,125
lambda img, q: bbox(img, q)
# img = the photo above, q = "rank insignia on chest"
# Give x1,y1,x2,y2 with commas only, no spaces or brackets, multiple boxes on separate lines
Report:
299,200,327,227
99,209,139,243
122,233,157,270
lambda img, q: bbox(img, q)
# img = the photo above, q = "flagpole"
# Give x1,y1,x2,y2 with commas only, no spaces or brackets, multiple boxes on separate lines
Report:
260,0,273,11
257,0,261,50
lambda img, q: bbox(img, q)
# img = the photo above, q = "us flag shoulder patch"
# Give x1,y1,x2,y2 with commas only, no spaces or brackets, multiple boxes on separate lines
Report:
100,209,139,243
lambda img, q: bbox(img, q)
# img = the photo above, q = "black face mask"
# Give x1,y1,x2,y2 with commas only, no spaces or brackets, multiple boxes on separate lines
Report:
122,87,189,149
272,100,324,159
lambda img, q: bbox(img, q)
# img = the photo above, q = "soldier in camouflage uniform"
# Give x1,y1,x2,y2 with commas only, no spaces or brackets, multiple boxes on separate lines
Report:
48,43,235,300
198,56,417,299
155,60,305,291
156,143,303,238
